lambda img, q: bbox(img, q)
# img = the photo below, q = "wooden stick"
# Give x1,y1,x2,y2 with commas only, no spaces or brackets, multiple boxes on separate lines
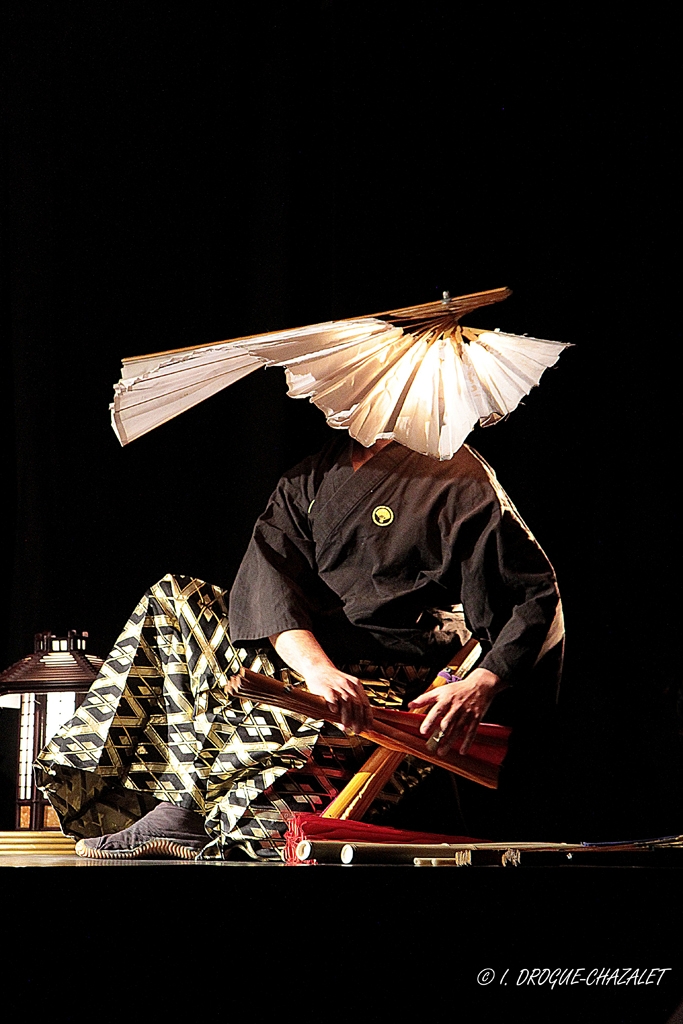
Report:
320,746,403,821
343,839,586,857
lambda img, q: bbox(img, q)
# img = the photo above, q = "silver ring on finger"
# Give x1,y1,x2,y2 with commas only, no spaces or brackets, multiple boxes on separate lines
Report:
426,727,446,753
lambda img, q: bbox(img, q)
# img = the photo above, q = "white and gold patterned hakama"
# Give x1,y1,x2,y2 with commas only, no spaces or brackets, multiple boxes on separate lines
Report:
35,575,427,858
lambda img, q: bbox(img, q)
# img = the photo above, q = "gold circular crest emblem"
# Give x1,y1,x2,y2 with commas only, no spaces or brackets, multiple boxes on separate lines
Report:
372,505,395,527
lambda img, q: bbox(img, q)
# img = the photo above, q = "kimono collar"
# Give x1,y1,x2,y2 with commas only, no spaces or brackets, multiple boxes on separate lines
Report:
310,439,413,543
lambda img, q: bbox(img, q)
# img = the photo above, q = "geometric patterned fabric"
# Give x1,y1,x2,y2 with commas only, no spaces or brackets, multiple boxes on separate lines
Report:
35,575,433,859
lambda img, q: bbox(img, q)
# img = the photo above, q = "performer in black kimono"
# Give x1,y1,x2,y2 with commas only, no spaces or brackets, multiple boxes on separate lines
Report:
36,434,563,858
230,435,563,752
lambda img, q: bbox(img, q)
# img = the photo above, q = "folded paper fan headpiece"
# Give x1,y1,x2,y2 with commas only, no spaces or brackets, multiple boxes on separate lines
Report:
110,287,570,460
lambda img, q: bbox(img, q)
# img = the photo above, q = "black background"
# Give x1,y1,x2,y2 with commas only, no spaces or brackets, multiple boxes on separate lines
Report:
2,5,679,842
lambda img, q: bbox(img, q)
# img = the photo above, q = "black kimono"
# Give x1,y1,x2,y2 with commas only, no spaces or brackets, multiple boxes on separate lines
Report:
229,437,564,698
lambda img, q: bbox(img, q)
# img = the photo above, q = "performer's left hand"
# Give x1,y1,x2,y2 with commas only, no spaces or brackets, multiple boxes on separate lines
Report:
408,669,507,756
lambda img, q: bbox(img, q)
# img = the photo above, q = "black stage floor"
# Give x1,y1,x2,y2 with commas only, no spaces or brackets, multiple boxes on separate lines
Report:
3,860,681,1023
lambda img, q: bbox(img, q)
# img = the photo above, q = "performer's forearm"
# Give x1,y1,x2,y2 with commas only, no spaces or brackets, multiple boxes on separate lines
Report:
269,629,338,677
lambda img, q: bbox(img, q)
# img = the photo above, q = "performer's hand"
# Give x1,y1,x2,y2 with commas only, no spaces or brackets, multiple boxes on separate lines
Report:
269,629,372,734
408,668,506,756
304,668,373,735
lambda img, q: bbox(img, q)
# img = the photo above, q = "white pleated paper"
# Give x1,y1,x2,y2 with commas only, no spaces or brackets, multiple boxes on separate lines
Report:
110,294,569,459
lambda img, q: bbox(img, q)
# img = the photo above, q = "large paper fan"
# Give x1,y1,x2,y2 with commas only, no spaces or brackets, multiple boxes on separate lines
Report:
110,287,570,459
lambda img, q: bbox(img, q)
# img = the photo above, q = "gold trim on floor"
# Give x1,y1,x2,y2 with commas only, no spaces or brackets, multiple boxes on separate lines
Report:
0,831,76,854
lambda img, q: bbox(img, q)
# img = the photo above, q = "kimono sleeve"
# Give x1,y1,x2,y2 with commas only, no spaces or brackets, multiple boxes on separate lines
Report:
457,479,564,686
228,470,335,644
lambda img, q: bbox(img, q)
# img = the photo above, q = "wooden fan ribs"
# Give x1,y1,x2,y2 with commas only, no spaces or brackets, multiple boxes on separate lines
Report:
223,644,508,805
